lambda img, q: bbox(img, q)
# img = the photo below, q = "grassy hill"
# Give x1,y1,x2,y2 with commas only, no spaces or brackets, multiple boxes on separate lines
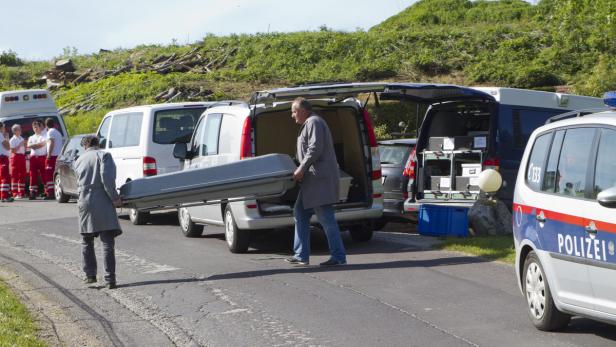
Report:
0,0,614,136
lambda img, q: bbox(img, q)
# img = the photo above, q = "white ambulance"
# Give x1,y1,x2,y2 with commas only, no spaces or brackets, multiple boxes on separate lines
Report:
0,89,68,143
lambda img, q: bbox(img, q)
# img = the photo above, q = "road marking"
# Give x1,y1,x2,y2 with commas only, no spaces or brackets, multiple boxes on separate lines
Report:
41,233,180,274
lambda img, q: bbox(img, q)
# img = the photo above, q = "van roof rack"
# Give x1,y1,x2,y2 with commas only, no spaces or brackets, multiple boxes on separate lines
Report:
209,100,247,108
545,108,607,124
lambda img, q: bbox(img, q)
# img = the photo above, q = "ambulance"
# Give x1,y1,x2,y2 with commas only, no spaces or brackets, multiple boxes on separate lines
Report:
0,89,68,171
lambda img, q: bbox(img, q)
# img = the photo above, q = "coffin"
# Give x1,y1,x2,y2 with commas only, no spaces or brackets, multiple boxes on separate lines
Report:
120,154,297,210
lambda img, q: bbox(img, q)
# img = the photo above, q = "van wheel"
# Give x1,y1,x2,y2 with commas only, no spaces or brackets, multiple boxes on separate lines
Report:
178,208,203,237
54,175,70,203
129,208,150,225
523,251,571,331
349,224,374,242
224,206,250,253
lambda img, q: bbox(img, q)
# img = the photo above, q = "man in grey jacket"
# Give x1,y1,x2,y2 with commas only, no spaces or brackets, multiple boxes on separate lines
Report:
286,98,347,266
74,136,123,289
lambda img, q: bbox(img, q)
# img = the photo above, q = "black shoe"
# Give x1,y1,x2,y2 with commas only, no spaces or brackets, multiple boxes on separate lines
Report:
285,256,309,265
84,276,97,284
107,282,117,289
319,259,346,266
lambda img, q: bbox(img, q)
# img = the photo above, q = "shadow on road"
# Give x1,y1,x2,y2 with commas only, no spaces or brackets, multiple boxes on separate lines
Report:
205,256,488,281
561,317,616,341
115,277,207,289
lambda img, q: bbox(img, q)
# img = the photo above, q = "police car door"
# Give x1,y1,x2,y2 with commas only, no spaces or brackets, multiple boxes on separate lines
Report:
587,127,616,315
531,128,596,309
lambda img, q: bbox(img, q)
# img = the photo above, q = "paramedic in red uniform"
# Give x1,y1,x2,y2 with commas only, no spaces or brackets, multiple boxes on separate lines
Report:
44,118,63,200
9,124,26,199
0,122,12,202
28,120,47,200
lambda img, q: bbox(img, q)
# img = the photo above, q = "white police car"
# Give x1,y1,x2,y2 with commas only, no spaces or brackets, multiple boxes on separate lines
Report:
514,91,616,330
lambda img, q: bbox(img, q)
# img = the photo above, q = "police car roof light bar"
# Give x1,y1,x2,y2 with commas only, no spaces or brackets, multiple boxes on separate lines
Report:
604,91,616,109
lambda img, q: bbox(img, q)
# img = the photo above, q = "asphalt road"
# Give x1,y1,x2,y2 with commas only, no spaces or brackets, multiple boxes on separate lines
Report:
0,200,615,347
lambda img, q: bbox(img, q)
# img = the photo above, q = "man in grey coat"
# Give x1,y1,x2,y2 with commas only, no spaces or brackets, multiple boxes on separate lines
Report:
74,136,122,289
285,97,347,266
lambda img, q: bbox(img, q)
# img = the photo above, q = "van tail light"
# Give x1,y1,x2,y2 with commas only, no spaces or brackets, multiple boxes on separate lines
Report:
240,117,253,159
482,157,500,171
143,156,157,176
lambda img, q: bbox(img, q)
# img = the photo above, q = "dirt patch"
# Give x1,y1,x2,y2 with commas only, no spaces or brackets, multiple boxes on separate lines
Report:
0,266,104,347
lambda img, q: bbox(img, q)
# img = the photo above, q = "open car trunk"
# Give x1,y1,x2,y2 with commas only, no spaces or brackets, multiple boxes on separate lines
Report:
254,103,370,215
415,101,495,202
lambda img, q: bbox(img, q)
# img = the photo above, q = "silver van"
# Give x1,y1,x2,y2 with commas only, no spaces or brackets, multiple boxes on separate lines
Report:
173,84,385,253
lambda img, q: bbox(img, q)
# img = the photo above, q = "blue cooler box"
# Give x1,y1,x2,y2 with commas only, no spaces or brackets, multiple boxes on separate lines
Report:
418,204,469,237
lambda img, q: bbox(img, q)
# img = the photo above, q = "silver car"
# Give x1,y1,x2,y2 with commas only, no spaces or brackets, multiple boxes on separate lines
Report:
513,92,616,330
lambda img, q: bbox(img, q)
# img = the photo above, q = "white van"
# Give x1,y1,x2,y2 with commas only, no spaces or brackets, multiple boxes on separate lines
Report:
173,84,385,253
0,89,68,146
96,102,217,224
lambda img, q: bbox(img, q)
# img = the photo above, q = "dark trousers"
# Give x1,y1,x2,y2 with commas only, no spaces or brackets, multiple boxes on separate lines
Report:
82,230,117,283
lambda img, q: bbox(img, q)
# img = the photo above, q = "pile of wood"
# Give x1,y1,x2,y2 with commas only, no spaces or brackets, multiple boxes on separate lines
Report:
41,45,238,88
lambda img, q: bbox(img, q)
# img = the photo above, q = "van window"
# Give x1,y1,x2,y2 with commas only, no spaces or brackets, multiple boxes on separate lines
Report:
218,114,240,154
512,109,555,149
97,117,111,149
109,113,143,148
153,107,205,144
191,117,206,157
554,128,596,198
63,137,84,157
525,132,551,191
541,130,565,193
592,128,616,199
2,116,63,139
202,114,222,156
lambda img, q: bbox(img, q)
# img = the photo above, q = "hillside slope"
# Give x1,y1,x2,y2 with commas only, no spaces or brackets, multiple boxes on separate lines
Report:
0,0,614,136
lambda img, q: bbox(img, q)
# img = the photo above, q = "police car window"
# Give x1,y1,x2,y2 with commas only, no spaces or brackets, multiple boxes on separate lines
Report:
525,132,551,191
555,128,596,198
592,128,616,199
541,130,565,193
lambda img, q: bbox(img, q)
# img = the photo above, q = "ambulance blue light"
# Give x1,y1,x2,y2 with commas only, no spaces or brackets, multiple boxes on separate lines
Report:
604,91,616,108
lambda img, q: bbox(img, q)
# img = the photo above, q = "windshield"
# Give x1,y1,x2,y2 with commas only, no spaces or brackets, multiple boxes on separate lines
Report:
153,108,205,144
1,115,64,138
379,144,411,165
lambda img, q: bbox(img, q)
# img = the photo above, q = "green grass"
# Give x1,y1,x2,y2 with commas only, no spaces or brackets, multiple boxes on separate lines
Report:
436,235,515,263
0,280,46,347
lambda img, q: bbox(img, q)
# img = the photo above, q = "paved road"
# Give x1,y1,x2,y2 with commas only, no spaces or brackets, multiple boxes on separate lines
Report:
1,200,615,346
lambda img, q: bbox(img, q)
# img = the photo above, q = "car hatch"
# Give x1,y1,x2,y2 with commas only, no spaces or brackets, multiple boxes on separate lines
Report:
251,82,388,104
381,83,495,104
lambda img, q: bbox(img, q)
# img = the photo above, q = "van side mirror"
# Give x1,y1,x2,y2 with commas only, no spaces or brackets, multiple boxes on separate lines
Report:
173,142,188,160
597,186,616,208
99,138,107,148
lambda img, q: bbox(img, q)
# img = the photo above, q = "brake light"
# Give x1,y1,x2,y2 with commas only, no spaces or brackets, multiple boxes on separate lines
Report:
482,157,500,171
371,168,382,180
143,156,157,176
402,147,417,179
240,117,253,159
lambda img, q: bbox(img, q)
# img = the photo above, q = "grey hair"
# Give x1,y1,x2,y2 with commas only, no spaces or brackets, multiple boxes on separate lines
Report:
11,124,21,132
292,97,312,112
80,135,99,148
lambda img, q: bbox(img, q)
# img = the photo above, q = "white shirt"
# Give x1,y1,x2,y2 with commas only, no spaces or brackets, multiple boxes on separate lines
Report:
0,133,9,156
9,135,25,155
46,128,63,156
28,133,47,156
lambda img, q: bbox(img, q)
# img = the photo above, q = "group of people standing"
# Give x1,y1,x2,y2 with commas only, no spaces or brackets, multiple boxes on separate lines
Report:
0,118,63,202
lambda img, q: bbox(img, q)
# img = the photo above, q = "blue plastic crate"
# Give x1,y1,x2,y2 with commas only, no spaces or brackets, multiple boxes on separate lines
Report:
418,204,469,237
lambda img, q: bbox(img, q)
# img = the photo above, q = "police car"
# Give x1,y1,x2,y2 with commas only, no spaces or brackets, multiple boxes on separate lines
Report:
514,91,616,330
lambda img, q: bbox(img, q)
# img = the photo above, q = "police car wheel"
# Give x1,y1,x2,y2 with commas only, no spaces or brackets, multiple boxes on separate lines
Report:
178,207,203,237
54,175,70,203
129,208,150,225
224,206,250,253
523,251,571,331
